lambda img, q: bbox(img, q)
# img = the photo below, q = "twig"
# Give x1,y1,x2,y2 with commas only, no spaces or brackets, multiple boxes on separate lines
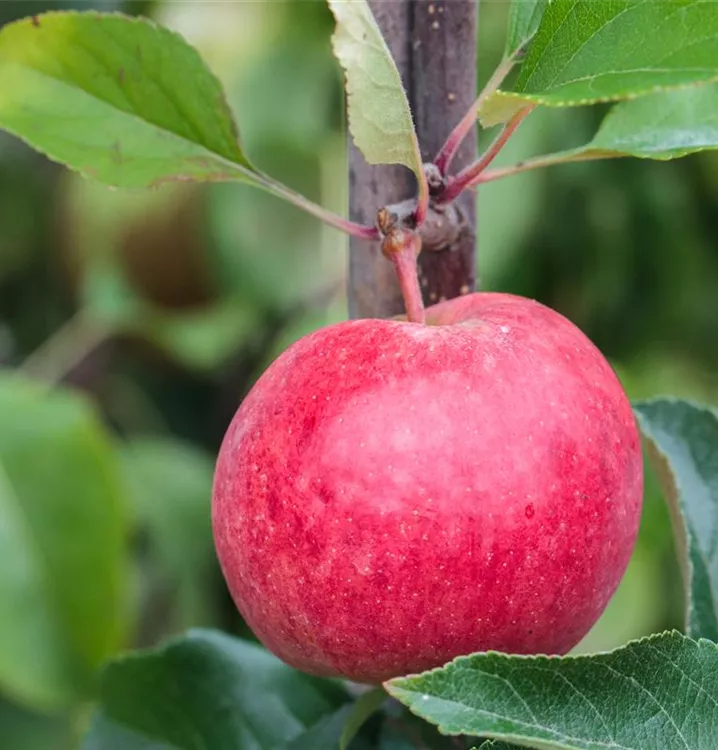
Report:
440,106,533,203
19,311,110,385
434,55,515,176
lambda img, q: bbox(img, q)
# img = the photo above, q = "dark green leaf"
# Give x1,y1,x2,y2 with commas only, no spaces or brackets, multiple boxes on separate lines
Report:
286,705,354,750
0,696,73,750
386,632,718,749
634,399,718,641
137,297,262,371
505,0,548,59
340,688,386,750
0,12,255,187
378,706,475,750
120,438,217,630
483,0,718,125
82,629,351,750
0,375,127,710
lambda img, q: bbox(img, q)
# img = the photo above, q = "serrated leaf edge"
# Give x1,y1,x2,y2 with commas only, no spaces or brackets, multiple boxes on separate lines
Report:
480,77,718,128
0,11,260,186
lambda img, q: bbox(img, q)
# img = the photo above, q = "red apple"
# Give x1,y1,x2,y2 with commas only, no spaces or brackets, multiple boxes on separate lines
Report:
212,292,643,683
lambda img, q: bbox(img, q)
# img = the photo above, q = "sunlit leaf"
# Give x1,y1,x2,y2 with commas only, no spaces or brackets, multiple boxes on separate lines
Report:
505,0,549,59
0,375,127,710
0,12,258,187
482,0,718,125
327,0,423,179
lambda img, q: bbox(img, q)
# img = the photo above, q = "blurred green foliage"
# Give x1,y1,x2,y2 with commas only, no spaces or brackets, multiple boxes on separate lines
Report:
0,1,716,746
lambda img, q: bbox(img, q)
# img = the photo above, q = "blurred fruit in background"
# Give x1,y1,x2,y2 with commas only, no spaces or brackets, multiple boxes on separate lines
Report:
0,1,716,747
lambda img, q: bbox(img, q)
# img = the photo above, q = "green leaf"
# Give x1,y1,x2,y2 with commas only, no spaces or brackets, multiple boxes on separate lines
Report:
120,438,218,630
0,11,364,233
483,0,718,125
286,705,355,750
340,688,386,750
386,632,718,750
327,0,423,177
505,84,718,175
137,297,262,372
378,705,473,750
0,12,256,187
505,0,548,59
588,84,718,160
0,696,73,750
634,399,718,642
0,375,127,710
82,629,351,750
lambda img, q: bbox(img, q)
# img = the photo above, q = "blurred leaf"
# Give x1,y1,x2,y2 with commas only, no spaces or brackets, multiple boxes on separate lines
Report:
81,260,261,373
340,688,386,750
0,696,73,750
87,269,261,372
208,172,331,311
327,0,423,177
0,464,67,707
1,2,129,28
120,438,217,630
286,705,355,750
82,629,351,750
139,297,261,372
483,0,718,124
504,0,548,59
60,176,261,371
0,12,256,187
0,375,127,710
236,32,339,151
386,632,718,749
379,701,486,750
634,399,718,641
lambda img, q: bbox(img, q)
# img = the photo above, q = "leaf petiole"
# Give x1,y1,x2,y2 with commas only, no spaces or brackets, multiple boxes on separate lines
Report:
434,55,516,177
440,106,534,202
474,148,622,185
249,169,380,241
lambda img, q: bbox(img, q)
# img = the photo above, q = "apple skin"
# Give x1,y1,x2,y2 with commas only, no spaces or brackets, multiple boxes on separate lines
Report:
212,292,643,683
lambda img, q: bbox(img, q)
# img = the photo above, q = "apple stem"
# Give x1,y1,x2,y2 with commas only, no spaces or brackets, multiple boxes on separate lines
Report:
390,240,425,325
433,55,516,177
378,209,425,325
440,106,534,203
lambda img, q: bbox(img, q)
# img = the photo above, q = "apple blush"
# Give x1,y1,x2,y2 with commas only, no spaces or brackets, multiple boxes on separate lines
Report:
212,292,643,683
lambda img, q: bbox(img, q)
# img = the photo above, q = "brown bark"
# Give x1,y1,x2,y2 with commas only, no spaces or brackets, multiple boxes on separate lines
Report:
348,0,478,319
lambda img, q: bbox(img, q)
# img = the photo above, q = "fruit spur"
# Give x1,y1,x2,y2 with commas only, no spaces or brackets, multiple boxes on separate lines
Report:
212,278,643,683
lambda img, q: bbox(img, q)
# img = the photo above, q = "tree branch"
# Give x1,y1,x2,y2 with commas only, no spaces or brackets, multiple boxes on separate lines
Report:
348,0,478,318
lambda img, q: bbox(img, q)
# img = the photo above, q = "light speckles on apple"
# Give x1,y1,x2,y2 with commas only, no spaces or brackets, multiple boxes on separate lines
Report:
212,292,643,683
